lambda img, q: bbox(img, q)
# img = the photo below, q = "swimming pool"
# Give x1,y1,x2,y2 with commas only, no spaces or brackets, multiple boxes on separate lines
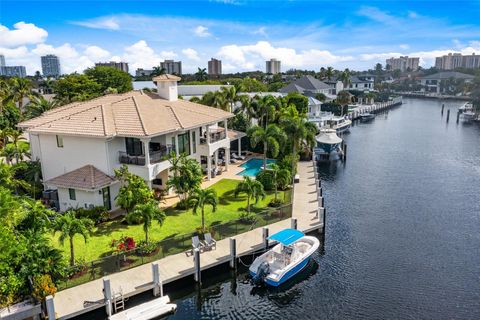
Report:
237,158,276,177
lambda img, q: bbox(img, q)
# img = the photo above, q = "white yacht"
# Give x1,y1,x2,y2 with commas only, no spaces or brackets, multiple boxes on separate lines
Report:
321,116,352,134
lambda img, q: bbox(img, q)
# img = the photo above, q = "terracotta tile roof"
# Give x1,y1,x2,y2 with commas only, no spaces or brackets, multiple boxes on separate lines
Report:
18,91,233,137
45,165,117,190
152,74,181,81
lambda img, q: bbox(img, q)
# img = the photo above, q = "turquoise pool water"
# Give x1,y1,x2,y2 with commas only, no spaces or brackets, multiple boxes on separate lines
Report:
237,158,276,177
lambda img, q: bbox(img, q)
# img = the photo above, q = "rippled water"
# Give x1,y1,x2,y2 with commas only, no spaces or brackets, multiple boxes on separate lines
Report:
82,98,480,320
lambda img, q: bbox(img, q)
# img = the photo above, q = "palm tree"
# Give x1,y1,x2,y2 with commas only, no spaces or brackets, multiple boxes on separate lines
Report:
280,107,317,181
336,90,352,116
152,66,167,77
188,188,218,232
220,86,237,113
326,67,334,80
268,163,290,202
126,200,165,243
19,200,53,232
168,151,183,178
26,96,59,118
7,77,35,112
52,210,94,266
195,68,208,81
254,95,278,128
236,94,255,123
234,176,266,213
212,91,229,111
339,69,352,89
6,129,28,164
247,124,286,170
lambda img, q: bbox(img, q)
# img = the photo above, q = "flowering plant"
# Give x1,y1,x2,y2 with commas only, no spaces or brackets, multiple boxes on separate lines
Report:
111,236,136,253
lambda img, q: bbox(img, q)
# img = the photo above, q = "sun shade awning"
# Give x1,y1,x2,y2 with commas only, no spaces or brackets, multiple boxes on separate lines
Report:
268,229,305,246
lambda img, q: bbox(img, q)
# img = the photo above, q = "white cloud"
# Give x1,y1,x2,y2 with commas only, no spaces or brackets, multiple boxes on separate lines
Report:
399,44,410,50
122,40,162,70
160,51,178,59
83,46,111,60
253,27,268,37
357,6,397,24
182,48,200,61
218,41,353,71
0,22,48,47
72,17,120,30
193,25,211,37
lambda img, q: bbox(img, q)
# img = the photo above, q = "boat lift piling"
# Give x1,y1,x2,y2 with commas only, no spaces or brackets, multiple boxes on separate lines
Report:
229,238,237,269
456,111,460,124
441,104,445,115
152,263,163,297
262,227,269,250
446,109,450,122
45,295,55,320
194,249,201,284
103,278,112,316
342,144,347,161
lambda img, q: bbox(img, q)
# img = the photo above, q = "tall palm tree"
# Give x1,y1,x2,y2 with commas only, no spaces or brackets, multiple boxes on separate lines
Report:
126,200,165,242
7,77,34,112
247,124,286,170
26,96,59,118
268,163,290,202
195,68,208,81
212,91,229,111
220,86,237,113
326,67,334,80
234,176,266,214
336,90,352,116
236,94,255,123
188,188,218,232
152,66,167,77
254,95,278,128
7,129,28,163
52,210,94,266
339,69,352,89
280,107,317,181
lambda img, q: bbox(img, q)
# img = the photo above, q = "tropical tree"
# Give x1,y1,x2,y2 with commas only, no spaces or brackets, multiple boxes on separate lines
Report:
268,163,290,202
17,199,54,232
195,68,208,81
6,129,29,164
236,94,255,123
52,210,94,266
151,66,167,77
6,77,35,112
26,96,59,119
338,69,352,89
254,95,278,128
326,67,335,80
247,124,286,170
126,200,165,242
220,86,237,112
167,154,203,203
280,106,317,180
188,188,218,232
53,74,102,103
114,165,153,213
234,176,266,214
212,91,229,111
336,90,352,115
85,66,133,93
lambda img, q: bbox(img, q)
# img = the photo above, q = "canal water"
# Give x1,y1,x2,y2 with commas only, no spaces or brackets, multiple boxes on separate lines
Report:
83,98,480,319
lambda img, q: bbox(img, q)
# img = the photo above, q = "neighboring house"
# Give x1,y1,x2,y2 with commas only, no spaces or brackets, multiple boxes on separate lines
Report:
323,79,344,95
19,74,243,212
279,75,334,97
343,75,375,91
419,71,475,93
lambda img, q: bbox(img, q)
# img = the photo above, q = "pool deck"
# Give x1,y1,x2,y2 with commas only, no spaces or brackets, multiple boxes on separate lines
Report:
52,161,323,319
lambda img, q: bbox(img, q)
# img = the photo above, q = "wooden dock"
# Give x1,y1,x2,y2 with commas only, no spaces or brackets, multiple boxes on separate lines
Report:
347,97,403,121
51,161,323,319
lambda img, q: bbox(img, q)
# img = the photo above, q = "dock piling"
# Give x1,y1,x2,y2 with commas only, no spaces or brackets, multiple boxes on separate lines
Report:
229,238,237,269
456,111,460,123
291,218,297,230
318,187,323,197
262,227,269,250
320,196,325,208
441,104,444,115
152,263,162,297
103,278,112,315
343,144,347,161
45,295,55,320
446,109,450,122
194,249,201,283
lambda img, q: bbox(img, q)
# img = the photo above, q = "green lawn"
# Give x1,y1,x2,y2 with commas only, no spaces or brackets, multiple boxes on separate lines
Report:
52,179,291,262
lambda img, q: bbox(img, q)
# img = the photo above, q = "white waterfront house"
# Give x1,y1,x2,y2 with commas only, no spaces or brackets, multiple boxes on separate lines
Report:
19,74,243,212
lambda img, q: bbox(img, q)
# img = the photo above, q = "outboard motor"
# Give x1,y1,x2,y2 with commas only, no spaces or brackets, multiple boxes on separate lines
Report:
253,261,270,284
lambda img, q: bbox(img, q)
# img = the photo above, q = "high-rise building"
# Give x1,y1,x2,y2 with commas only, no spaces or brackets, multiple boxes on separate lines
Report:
160,60,182,75
208,58,222,76
95,61,129,73
41,54,61,77
266,58,281,74
0,55,5,67
0,66,27,78
385,56,419,72
434,53,480,70
135,68,154,77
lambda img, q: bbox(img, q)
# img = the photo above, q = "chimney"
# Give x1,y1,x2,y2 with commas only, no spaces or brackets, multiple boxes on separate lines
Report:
152,74,181,101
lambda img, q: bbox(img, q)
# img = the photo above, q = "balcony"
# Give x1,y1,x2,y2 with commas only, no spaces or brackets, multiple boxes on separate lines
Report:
119,145,173,166
200,128,227,144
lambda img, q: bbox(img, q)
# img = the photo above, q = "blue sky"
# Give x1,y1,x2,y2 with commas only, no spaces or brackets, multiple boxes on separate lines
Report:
1,0,480,74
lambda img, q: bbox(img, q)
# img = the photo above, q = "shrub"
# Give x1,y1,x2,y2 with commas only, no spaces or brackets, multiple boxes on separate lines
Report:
75,206,109,224
256,170,274,191
268,198,284,207
32,274,57,301
239,211,257,223
67,258,89,278
111,236,136,253
137,240,158,256
175,199,189,210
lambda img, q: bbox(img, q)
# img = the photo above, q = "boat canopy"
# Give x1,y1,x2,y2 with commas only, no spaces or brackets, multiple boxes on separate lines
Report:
316,129,342,145
268,229,305,246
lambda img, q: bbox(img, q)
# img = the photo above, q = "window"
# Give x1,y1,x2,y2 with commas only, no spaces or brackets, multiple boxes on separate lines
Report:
56,135,64,148
171,137,176,153
178,132,190,155
192,131,196,154
125,137,143,156
68,188,76,200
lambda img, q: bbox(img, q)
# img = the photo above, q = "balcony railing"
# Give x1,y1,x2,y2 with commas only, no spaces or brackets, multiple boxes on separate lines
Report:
200,130,227,144
119,145,173,166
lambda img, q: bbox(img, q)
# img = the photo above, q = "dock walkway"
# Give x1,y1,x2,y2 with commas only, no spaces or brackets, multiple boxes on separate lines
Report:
52,161,322,319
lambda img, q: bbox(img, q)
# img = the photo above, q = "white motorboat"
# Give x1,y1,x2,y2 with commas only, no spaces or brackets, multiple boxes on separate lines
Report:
359,113,375,122
461,111,476,122
249,229,319,287
109,295,176,320
321,116,351,134
314,129,343,161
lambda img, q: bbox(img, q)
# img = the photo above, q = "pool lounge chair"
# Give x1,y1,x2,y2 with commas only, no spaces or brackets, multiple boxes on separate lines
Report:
191,236,205,254
231,152,245,160
203,233,216,250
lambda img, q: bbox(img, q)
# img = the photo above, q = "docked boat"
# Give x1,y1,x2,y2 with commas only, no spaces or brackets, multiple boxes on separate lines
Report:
314,129,343,161
359,113,375,122
321,116,351,134
249,229,319,287
109,295,176,320
461,111,476,122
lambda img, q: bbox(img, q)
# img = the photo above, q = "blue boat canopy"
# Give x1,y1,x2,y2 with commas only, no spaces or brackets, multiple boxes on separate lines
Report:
268,229,304,246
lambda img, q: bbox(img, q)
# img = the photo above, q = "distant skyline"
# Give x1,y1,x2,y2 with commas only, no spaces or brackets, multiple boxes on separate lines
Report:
1,0,480,75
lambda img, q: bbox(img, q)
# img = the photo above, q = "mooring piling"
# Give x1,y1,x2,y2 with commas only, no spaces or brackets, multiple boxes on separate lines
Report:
446,109,450,122
46,295,56,320
194,249,201,283
456,111,460,123
291,218,297,230
441,103,445,115
229,238,236,269
262,227,269,250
